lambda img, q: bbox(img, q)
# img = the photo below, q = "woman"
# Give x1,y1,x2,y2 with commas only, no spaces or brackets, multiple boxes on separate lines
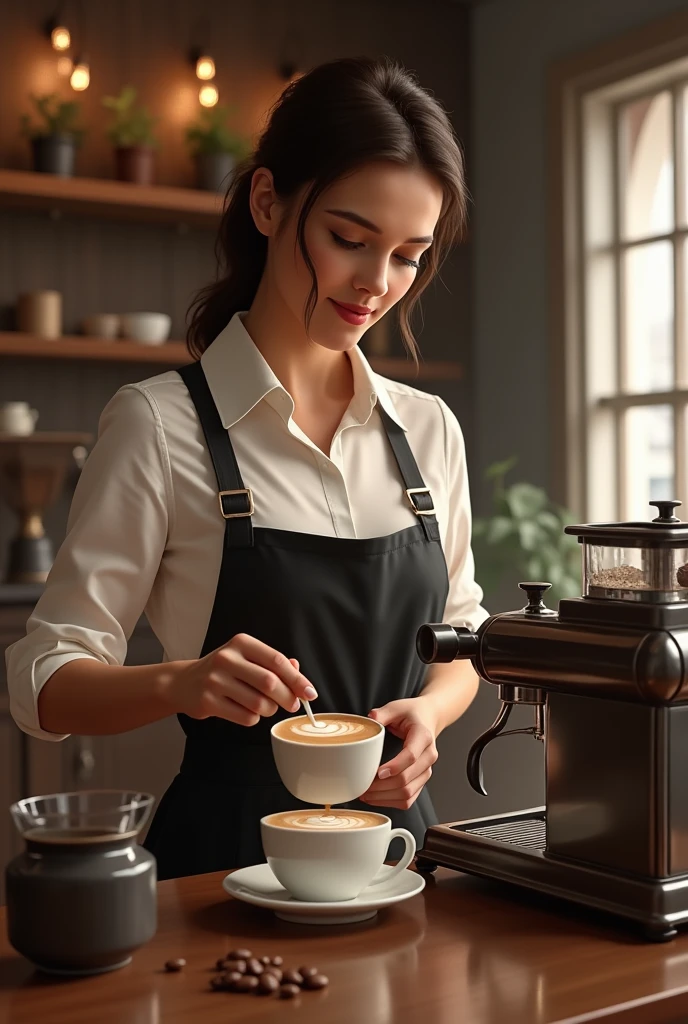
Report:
6,56,487,879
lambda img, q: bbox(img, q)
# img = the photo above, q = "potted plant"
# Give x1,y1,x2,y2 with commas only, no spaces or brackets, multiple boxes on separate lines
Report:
20,93,85,177
102,86,159,185
185,105,251,192
472,457,581,607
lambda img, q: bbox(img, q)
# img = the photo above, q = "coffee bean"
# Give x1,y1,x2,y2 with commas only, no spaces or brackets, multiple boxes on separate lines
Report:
228,947,252,960
215,957,227,971
304,973,329,990
233,974,259,992
222,971,243,990
210,975,226,991
257,973,280,995
271,955,284,966
263,966,283,983
164,958,186,972
282,968,303,985
246,957,264,976
299,966,319,980
260,955,271,965
280,983,301,999
223,959,246,975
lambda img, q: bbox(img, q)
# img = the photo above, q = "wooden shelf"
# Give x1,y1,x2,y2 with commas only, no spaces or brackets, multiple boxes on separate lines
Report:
0,169,222,227
0,333,463,380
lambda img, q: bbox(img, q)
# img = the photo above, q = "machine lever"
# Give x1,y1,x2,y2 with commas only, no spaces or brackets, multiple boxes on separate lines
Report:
467,701,544,796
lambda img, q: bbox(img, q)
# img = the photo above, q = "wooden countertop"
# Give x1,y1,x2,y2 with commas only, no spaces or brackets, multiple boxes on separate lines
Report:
3,866,688,1024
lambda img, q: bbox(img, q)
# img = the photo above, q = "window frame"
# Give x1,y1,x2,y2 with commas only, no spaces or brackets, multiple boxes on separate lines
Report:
548,10,688,520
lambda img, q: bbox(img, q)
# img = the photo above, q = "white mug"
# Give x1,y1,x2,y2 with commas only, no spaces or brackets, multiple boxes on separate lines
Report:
260,811,416,902
270,714,385,805
0,402,39,435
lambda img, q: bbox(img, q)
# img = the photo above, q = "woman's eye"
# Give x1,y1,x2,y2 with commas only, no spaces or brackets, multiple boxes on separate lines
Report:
396,255,421,269
330,231,363,250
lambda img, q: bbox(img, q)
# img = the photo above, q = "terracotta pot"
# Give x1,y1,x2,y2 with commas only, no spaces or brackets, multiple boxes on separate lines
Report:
114,145,155,185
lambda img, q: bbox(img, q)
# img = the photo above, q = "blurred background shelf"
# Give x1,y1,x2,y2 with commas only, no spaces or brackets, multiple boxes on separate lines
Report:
0,333,463,379
0,169,222,227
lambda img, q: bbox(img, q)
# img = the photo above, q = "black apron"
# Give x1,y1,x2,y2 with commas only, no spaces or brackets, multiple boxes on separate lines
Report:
143,359,450,880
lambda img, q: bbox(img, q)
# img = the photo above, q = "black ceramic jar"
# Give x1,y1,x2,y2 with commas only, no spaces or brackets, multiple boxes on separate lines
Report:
5,790,157,975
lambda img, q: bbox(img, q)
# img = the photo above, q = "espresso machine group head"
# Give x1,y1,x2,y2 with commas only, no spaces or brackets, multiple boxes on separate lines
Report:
415,500,688,942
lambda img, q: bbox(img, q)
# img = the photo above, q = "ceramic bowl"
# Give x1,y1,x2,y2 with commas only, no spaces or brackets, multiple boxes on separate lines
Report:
120,312,171,345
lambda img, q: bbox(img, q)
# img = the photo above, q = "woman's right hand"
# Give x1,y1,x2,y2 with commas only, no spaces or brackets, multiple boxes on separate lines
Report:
165,633,317,727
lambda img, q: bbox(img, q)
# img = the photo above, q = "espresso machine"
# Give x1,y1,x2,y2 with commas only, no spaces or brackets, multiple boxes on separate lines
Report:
415,499,688,941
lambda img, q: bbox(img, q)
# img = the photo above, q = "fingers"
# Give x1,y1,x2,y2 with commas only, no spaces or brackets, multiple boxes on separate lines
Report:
372,743,438,792
229,634,317,700
360,766,433,810
202,692,261,728
375,723,435,780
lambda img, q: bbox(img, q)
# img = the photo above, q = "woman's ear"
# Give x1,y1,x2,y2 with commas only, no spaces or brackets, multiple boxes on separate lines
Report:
249,167,281,237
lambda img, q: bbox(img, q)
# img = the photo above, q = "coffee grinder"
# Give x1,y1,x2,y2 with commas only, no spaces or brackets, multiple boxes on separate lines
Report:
415,500,688,941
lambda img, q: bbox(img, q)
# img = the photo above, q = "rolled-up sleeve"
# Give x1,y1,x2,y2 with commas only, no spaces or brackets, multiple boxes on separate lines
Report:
436,396,490,631
5,384,173,741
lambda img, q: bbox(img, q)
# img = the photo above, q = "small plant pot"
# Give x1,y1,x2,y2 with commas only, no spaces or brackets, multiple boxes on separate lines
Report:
114,145,155,185
30,134,77,177
195,152,235,192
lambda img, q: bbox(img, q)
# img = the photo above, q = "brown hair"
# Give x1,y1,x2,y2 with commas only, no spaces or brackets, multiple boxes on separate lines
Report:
186,56,468,367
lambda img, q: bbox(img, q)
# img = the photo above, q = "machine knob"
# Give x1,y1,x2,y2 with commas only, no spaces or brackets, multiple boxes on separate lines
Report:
518,582,556,616
650,499,682,523
416,623,480,664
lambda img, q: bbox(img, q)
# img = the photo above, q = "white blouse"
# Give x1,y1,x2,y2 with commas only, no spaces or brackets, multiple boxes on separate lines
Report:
5,313,489,742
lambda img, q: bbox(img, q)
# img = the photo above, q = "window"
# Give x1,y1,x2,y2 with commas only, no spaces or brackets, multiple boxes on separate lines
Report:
550,14,688,523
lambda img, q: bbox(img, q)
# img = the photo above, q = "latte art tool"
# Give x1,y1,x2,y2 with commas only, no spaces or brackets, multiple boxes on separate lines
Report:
300,698,326,728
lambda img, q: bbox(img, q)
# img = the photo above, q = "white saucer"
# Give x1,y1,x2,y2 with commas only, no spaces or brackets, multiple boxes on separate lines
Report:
222,863,425,924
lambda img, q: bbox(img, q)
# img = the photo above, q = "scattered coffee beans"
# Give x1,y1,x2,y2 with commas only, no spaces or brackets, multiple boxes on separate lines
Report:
304,973,329,990
164,958,186,972
280,983,301,999
233,975,260,993
257,973,280,995
189,948,331,999
228,948,252,960
223,958,246,975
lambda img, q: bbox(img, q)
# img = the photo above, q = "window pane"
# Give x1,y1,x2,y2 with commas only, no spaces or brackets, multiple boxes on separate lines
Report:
620,91,674,241
623,241,674,392
624,405,674,520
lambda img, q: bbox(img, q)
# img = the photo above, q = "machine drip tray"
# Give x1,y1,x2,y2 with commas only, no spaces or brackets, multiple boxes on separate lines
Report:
460,814,546,850
418,807,688,941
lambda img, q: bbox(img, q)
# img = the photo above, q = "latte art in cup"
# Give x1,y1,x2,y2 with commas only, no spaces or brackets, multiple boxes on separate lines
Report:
273,713,381,745
266,810,383,831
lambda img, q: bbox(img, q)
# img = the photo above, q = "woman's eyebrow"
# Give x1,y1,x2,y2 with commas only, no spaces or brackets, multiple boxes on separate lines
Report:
325,208,433,244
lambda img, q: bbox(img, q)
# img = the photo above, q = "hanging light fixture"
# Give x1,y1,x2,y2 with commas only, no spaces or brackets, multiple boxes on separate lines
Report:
199,83,219,108
195,55,215,81
45,13,71,51
70,56,90,91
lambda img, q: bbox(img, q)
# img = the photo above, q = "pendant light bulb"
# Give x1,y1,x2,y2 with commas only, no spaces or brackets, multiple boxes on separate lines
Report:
70,59,90,91
199,83,219,108
51,25,71,51
195,55,215,81
57,55,73,77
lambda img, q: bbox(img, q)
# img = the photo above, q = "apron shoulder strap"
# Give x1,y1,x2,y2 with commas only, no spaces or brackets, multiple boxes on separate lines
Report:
177,361,254,548
378,407,440,543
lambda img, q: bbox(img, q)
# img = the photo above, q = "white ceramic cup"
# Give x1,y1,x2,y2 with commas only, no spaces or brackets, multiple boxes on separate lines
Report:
119,312,171,345
260,811,416,902
270,713,385,805
0,402,39,435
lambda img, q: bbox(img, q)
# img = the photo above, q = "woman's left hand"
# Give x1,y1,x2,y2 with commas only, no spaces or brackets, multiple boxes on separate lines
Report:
359,697,440,810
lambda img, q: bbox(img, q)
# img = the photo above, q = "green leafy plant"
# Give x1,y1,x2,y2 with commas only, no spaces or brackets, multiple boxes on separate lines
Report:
20,93,85,143
472,457,581,606
102,86,159,148
184,105,251,158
